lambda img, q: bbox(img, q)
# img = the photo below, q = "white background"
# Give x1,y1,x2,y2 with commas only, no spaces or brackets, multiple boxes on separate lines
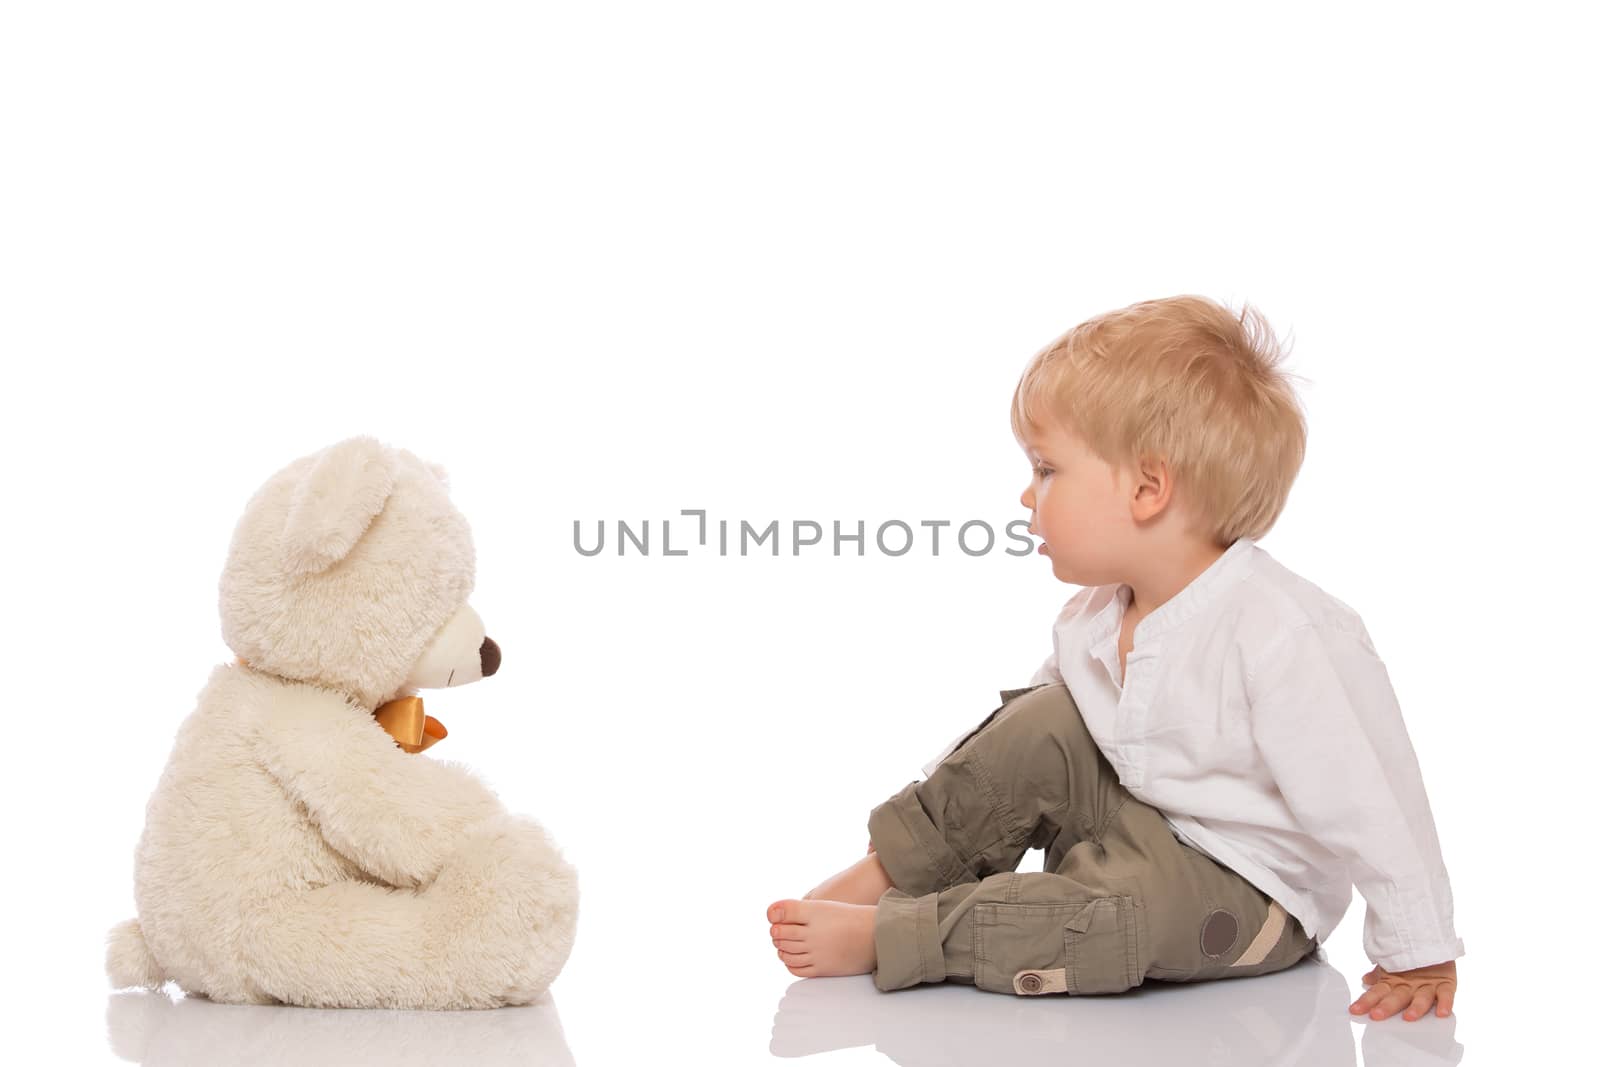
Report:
2,2,1594,1063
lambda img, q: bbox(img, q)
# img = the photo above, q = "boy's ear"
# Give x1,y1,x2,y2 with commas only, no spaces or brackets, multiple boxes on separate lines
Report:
282,436,397,575
1129,455,1176,519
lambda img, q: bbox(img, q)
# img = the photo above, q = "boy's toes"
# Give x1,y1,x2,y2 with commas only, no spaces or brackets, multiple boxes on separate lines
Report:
767,899,806,925
770,923,807,942
777,944,814,976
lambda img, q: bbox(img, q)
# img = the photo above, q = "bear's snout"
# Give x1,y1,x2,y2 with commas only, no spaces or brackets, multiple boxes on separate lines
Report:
480,636,501,677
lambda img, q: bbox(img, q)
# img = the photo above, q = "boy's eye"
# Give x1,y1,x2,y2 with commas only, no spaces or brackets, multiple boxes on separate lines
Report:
1033,465,1053,478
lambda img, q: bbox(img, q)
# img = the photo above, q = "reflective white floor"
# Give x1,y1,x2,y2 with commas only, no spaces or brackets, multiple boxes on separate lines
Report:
76,897,1493,1067
94,948,1469,1067
104,991,576,1066
764,957,1459,1067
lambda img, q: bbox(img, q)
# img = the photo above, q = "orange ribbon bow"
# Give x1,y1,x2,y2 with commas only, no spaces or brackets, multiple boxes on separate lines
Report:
371,695,448,754
234,656,447,753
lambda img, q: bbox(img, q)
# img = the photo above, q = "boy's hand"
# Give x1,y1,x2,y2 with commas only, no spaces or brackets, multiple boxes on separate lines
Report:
1350,960,1457,1021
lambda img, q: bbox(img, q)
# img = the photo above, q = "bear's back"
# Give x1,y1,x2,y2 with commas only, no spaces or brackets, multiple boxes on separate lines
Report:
132,665,365,997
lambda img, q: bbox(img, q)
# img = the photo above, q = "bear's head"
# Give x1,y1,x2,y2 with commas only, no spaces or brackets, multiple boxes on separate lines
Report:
218,436,499,710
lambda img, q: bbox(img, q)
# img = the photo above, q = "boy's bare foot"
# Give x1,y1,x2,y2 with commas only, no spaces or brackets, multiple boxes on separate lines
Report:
803,851,893,905
766,899,878,977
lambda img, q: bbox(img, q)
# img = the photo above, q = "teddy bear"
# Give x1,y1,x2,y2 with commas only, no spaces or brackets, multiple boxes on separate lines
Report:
105,435,579,1009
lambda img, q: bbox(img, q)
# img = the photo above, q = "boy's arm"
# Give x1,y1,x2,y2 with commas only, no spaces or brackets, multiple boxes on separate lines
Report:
251,685,506,888
1245,617,1466,974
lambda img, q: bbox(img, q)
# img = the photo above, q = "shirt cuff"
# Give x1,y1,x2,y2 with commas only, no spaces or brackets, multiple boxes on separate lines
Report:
1375,937,1466,973
873,888,945,991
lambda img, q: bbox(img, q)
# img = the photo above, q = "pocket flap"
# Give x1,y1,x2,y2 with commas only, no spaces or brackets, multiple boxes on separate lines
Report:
1064,897,1110,934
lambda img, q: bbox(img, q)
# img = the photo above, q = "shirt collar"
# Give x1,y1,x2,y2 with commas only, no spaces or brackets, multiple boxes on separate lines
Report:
1086,536,1258,650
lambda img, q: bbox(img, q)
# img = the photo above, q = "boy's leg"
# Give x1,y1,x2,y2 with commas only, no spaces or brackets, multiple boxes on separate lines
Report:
804,850,893,905
870,793,1318,991
865,681,1126,990
866,683,1122,900
863,681,1315,994
874,784,1319,994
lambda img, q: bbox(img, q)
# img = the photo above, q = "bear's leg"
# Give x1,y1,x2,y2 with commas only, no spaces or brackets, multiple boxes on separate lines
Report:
242,813,579,1009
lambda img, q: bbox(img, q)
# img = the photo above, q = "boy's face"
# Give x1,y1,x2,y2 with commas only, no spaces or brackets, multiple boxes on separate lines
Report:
1018,420,1136,587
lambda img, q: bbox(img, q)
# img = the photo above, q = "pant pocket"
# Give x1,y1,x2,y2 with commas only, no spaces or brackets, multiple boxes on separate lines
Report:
972,895,1139,996
1062,896,1139,994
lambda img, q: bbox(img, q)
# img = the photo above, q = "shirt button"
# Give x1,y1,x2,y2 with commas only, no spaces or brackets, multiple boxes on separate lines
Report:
1019,972,1043,994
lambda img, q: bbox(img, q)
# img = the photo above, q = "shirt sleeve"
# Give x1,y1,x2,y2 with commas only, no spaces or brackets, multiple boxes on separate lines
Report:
1245,618,1465,972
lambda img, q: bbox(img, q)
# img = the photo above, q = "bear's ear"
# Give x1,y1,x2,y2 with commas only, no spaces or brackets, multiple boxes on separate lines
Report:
283,436,397,575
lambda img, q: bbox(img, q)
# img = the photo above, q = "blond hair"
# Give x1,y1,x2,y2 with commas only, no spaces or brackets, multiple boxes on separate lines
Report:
1011,295,1308,546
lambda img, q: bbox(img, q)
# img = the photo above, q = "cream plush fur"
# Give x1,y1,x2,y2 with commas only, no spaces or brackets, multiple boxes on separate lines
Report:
106,436,579,1009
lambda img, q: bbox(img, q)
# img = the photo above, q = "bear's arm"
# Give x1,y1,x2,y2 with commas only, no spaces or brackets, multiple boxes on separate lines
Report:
251,684,506,888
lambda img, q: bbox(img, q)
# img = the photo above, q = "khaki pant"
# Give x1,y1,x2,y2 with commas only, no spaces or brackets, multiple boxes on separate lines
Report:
867,683,1318,995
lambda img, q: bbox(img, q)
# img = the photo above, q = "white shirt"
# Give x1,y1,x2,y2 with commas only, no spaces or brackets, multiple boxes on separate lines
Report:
933,536,1465,973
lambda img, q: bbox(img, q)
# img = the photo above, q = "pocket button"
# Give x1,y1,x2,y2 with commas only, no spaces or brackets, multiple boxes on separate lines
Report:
1012,968,1067,995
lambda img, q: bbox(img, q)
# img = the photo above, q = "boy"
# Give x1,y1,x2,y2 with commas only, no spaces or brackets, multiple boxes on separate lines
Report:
766,296,1463,1023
